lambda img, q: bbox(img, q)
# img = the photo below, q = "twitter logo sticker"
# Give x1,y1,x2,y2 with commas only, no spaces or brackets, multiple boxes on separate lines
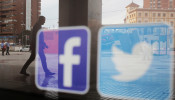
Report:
97,23,174,100
112,42,153,82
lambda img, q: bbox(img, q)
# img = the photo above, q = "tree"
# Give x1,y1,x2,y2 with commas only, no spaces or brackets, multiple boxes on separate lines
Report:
20,30,31,45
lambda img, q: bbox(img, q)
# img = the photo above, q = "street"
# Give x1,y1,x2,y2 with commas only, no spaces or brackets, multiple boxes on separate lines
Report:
0,52,62,100
0,52,95,100
0,51,175,100
0,52,38,92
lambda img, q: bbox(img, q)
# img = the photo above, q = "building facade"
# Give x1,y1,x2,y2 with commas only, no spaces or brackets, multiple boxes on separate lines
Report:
0,0,41,43
144,0,175,9
125,1,175,49
125,2,175,30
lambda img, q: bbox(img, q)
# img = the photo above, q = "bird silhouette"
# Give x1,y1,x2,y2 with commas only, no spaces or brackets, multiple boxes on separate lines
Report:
111,42,153,82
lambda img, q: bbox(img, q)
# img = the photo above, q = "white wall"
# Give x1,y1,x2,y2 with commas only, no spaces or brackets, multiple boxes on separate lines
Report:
26,0,31,30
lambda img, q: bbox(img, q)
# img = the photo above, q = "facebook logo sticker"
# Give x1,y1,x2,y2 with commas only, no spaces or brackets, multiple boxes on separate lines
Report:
35,26,90,94
59,37,81,88
58,27,90,94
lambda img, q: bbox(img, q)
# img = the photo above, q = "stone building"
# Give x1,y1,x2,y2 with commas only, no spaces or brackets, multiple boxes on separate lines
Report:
124,1,175,31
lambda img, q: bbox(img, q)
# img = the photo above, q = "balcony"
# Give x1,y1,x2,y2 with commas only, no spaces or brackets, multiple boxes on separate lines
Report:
1,21,15,25
0,6,15,11
2,16,16,20
0,0,14,3
1,31,13,34
2,2,15,6
38,2,41,6
1,12,15,16
1,26,14,30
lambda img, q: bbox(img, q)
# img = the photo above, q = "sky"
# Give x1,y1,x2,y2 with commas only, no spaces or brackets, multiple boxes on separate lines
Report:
41,0,143,28
102,0,143,24
41,0,58,29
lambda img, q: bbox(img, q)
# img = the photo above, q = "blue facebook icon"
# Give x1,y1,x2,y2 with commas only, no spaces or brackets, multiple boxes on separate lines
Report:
58,27,90,94
35,27,90,94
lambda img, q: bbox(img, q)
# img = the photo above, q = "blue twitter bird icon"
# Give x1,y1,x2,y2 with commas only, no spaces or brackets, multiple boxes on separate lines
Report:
98,23,173,100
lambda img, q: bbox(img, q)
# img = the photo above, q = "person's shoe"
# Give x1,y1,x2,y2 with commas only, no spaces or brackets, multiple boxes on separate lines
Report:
45,72,55,76
20,71,30,76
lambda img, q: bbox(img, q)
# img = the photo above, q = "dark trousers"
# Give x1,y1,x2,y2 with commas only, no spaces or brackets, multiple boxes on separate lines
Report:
38,50,50,74
6,47,10,55
1,48,5,55
20,50,36,72
20,49,50,73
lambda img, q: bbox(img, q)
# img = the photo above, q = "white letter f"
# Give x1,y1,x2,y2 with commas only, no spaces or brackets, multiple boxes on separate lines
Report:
59,37,81,87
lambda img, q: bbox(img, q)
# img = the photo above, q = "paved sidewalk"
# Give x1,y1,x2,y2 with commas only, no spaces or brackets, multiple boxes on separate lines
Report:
0,51,174,100
0,52,99,100
0,52,39,93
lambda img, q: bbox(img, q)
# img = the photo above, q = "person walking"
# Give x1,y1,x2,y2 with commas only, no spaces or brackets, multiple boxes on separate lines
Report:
20,16,55,76
1,40,5,56
6,40,10,55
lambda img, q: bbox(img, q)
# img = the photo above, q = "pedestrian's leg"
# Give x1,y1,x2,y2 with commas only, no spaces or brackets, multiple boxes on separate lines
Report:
20,51,35,76
39,50,55,76
6,48,7,55
2,49,4,56
7,47,10,55
39,50,50,73
8,48,10,55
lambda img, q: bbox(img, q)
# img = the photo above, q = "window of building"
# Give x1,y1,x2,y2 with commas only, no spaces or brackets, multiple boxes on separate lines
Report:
171,13,174,17
145,13,148,17
153,4,155,8
158,13,161,17
158,4,161,8
171,21,174,26
158,0,161,3
153,13,156,17
169,1,173,8
163,13,166,17
138,13,141,17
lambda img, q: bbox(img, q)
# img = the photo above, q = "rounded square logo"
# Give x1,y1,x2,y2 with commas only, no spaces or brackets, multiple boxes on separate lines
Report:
35,26,91,94
97,23,174,100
